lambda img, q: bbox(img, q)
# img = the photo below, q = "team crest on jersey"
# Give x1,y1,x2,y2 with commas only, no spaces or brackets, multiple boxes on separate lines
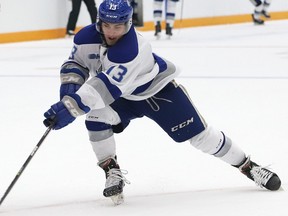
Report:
88,53,100,59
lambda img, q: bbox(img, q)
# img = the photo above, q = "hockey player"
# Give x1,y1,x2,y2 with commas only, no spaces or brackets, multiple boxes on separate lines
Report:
153,0,179,38
250,0,271,25
66,0,98,37
43,0,281,205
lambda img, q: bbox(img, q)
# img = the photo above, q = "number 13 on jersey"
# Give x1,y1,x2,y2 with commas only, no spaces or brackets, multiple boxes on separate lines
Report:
106,65,128,82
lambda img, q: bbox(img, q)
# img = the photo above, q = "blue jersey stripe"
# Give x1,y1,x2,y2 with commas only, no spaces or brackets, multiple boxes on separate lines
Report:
97,73,122,100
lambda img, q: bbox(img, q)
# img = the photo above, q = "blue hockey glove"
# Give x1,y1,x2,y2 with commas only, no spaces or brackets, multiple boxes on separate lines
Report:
44,101,76,130
60,83,81,100
44,94,90,130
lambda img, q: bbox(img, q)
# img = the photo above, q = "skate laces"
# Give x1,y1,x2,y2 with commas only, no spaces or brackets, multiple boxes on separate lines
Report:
105,168,130,187
250,165,274,188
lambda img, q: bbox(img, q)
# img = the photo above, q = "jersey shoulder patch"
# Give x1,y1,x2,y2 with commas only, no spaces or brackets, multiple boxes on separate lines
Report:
74,24,102,45
107,27,139,64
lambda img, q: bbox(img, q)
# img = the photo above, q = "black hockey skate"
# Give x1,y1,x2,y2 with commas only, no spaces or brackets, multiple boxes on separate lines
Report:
261,10,271,19
252,13,264,25
166,23,173,37
261,2,271,19
237,156,281,191
66,30,75,38
154,21,161,39
98,156,130,205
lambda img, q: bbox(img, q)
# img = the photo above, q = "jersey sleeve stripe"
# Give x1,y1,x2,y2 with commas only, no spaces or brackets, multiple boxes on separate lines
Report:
96,73,122,100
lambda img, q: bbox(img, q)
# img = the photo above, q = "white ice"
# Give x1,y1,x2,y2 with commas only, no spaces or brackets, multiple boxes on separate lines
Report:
0,20,288,216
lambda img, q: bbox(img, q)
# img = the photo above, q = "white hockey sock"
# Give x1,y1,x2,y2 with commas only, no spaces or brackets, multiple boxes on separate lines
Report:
90,135,116,162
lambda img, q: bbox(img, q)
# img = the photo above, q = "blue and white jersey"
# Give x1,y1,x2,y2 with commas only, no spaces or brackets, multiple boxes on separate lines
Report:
63,24,179,110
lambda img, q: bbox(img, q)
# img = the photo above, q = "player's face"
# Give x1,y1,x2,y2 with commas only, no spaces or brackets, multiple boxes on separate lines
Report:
101,22,126,46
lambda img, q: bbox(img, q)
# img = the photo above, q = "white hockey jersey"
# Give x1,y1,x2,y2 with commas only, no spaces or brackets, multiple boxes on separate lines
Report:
62,24,179,110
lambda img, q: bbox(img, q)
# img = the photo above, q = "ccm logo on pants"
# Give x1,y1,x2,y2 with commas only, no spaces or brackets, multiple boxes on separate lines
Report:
171,117,193,132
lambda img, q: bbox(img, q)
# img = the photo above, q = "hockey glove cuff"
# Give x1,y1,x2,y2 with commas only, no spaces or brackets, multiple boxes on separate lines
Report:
61,94,90,117
44,94,90,130
60,83,81,100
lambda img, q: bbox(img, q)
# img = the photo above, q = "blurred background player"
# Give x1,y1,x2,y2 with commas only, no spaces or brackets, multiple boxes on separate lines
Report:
153,0,179,38
66,0,98,37
250,0,271,25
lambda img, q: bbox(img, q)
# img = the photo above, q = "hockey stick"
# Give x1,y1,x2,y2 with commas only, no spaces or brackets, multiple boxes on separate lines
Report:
0,123,54,206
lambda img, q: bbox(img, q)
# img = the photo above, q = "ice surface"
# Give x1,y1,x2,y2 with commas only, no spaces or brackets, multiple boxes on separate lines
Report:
0,20,287,215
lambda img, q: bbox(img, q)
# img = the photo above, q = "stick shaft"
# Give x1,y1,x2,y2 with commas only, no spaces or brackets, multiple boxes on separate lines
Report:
0,126,53,206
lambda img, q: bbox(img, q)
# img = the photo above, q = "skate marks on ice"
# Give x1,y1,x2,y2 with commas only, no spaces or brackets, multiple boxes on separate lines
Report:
1,185,286,216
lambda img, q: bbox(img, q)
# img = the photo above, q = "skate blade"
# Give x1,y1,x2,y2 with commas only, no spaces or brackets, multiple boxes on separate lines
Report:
110,193,124,205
